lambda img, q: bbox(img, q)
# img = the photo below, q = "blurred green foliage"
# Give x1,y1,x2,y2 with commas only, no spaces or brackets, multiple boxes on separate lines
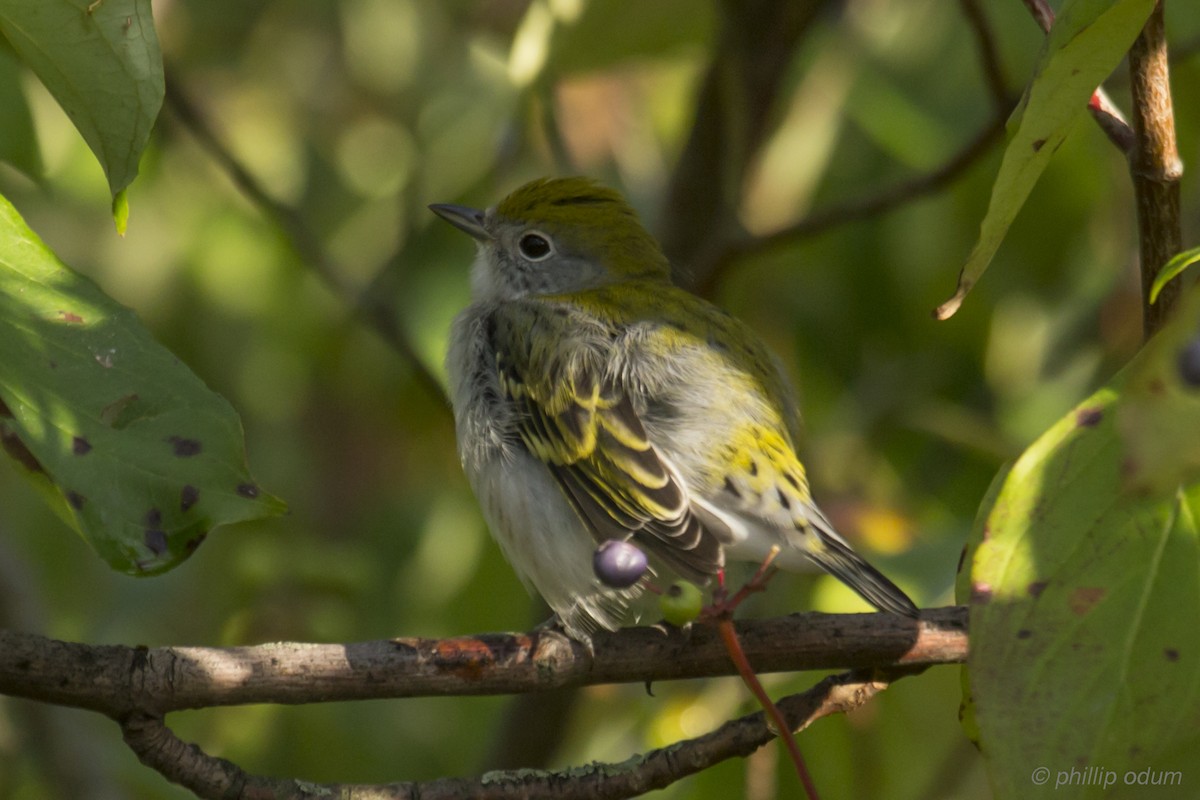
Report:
1,0,1198,798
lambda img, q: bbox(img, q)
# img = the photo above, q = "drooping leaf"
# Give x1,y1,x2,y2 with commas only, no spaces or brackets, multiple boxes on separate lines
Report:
0,0,163,199
935,0,1156,320
0,193,285,575
0,43,41,180
960,356,1200,797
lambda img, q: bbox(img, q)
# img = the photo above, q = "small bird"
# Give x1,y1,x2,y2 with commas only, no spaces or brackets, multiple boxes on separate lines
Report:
432,177,917,639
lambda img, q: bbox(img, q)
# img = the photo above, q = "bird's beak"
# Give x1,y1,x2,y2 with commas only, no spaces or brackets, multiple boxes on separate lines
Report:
429,203,490,241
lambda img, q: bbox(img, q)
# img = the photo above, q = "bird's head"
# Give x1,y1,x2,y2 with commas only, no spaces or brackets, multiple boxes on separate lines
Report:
430,177,670,301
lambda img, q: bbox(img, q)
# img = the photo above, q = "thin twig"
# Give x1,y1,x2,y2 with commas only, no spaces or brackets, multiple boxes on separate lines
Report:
696,112,1007,294
1020,0,1137,153
959,0,1011,113
1020,0,1054,33
161,73,448,405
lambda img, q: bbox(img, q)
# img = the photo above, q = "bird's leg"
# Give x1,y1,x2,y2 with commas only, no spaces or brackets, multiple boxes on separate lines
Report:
703,545,782,620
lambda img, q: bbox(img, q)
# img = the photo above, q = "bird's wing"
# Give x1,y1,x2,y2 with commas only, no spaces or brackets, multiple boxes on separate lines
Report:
491,306,724,582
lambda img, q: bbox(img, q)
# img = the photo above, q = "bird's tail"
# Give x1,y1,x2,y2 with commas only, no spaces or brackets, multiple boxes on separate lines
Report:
805,521,919,617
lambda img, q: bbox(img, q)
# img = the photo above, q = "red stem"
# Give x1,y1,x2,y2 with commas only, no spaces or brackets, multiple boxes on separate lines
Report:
717,618,820,800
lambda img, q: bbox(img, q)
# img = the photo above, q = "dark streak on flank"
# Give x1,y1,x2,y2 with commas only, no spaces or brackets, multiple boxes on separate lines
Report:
723,476,740,498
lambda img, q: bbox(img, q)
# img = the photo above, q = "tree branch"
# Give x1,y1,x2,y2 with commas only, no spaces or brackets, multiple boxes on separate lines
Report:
660,0,832,291
0,607,966,716
1,609,965,798
1127,2,1184,338
694,112,1007,295
115,665,926,800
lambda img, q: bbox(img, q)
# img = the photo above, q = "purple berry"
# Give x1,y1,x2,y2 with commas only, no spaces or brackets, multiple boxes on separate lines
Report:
1179,337,1200,387
593,540,648,588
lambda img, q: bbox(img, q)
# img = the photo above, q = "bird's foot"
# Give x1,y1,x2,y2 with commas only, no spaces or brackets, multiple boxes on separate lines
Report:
702,545,782,621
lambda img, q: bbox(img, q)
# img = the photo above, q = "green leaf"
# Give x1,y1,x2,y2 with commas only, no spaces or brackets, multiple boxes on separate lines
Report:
0,193,285,575
111,186,129,236
0,43,42,180
934,0,1156,320
960,365,1200,797
0,0,163,197
1118,280,1200,494
1148,246,1200,305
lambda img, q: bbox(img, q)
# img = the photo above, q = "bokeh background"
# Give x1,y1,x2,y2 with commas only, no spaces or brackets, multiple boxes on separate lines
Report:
1,1,1198,798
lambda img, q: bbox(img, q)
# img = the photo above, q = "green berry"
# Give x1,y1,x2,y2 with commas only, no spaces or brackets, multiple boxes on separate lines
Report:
659,580,703,625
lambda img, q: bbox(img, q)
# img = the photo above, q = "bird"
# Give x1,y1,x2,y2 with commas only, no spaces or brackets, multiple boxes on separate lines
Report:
431,176,917,640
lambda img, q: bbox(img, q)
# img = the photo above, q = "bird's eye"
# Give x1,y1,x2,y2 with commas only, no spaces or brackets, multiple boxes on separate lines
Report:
518,232,552,261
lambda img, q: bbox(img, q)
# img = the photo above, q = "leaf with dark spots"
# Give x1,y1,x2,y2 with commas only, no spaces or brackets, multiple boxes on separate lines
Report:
0,194,285,577
167,436,202,457
236,483,260,499
960,371,1200,797
1119,284,1200,492
180,484,199,512
0,398,10,417
970,582,993,604
144,507,162,528
184,534,206,554
143,528,167,556
1032,138,1047,152
1165,648,1180,662
1067,587,1106,615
